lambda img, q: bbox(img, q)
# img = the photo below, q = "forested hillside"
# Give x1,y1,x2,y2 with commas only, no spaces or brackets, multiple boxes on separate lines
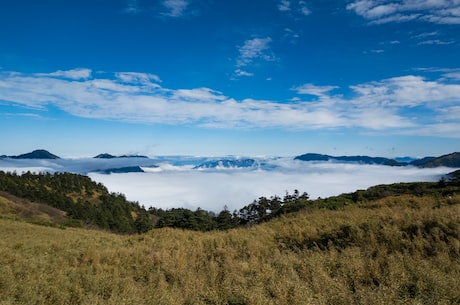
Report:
0,171,153,233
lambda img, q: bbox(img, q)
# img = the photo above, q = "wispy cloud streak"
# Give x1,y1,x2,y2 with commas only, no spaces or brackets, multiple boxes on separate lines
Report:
0,69,459,136
347,0,460,24
233,37,275,77
162,0,189,17
278,0,311,16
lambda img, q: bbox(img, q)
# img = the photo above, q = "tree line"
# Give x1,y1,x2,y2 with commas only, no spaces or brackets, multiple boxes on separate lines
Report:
149,190,311,231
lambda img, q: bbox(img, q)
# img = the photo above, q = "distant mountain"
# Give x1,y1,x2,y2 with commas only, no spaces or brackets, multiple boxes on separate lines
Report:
294,153,403,166
194,159,258,169
293,152,460,168
394,156,417,163
94,153,117,159
10,149,60,159
294,153,330,162
96,166,146,174
94,153,148,159
408,157,436,166
414,152,460,168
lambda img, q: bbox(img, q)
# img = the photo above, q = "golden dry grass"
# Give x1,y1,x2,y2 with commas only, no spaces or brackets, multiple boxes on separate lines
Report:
1,194,459,304
0,192,67,224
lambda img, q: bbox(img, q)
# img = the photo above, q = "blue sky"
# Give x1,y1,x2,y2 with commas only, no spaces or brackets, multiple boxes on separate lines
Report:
0,0,459,158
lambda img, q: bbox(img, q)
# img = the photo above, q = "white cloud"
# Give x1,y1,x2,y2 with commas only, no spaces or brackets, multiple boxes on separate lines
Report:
443,72,460,79
39,68,92,80
173,88,227,102
234,69,254,77
162,0,189,17
439,105,460,120
413,67,460,78
0,69,459,136
412,31,439,39
293,84,339,97
278,0,291,12
349,75,460,107
418,39,454,45
292,75,460,131
299,0,311,16
1,112,44,119
233,37,275,78
236,37,274,68
279,0,311,16
407,122,460,137
347,0,460,24
410,31,455,45
115,72,162,84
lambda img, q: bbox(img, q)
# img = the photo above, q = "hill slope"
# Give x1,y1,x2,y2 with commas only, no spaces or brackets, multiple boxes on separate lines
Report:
294,153,403,166
94,153,149,159
415,152,460,168
0,191,67,225
1,190,459,304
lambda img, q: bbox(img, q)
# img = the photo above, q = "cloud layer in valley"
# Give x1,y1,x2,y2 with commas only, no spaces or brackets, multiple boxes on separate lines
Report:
87,161,454,212
0,156,455,212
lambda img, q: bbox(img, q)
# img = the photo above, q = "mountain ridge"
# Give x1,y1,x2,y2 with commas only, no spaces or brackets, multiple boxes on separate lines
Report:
94,153,149,159
194,159,258,169
294,153,403,166
95,166,146,174
2,150,460,169
294,152,460,168
6,149,60,159
415,152,460,168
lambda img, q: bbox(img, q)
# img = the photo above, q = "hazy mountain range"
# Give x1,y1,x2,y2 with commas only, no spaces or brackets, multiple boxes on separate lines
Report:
2,149,459,170
293,152,460,168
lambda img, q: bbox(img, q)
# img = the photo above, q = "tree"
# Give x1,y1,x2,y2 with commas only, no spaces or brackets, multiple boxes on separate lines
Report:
216,206,236,230
134,211,154,233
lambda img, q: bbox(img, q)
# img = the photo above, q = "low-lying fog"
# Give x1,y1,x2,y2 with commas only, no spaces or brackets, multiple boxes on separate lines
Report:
1,156,453,212
90,164,454,212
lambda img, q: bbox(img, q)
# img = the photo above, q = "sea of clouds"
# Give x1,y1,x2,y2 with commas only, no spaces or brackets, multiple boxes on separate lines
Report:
0,156,456,212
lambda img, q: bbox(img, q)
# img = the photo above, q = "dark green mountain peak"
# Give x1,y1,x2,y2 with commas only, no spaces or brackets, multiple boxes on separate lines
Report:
11,149,60,159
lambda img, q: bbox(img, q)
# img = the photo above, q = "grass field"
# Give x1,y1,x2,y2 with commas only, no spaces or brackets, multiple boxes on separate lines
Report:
1,193,459,304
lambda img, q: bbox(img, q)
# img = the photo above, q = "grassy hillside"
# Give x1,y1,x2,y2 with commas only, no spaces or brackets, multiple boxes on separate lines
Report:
1,192,459,304
0,191,67,226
